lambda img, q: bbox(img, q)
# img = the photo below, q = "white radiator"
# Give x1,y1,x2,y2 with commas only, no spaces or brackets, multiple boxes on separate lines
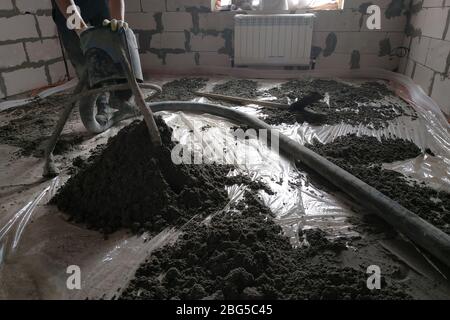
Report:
234,14,314,66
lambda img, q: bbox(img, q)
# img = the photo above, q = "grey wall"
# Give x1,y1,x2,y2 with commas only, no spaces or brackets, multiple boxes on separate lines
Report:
0,0,412,100
399,0,450,116
128,0,409,72
0,0,67,99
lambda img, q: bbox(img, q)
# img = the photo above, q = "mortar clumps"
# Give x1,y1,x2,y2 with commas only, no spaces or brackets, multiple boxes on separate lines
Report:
52,116,267,235
352,167,450,233
68,144,107,175
0,94,84,157
120,190,410,300
264,79,417,128
307,135,423,165
210,79,305,125
260,107,304,126
212,79,259,99
225,175,274,195
305,134,450,234
149,78,208,102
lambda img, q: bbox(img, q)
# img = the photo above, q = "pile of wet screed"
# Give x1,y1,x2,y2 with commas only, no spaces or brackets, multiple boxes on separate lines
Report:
51,115,411,300
144,77,417,129
0,94,85,157
52,116,260,235
149,78,208,102
210,79,417,128
120,189,410,300
42,77,444,300
265,79,417,128
0,78,418,158
212,79,259,99
305,135,450,234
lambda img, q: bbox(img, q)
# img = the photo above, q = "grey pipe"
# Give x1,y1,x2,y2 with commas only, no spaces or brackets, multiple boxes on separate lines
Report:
148,101,450,268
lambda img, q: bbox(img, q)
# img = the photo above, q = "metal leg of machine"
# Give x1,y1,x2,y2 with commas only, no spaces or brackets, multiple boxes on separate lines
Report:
118,30,162,146
43,71,89,178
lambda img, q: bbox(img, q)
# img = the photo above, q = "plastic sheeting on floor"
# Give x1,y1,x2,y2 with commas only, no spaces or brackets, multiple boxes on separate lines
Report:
0,68,449,299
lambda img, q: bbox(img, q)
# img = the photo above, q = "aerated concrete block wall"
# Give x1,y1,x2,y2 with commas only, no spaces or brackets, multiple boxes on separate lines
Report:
399,0,450,116
0,0,67,100
128,0,408,72
0,0,409,99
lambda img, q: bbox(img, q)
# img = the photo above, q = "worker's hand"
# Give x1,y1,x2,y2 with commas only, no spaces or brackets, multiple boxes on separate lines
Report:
103,19,129,32
74,26,89,38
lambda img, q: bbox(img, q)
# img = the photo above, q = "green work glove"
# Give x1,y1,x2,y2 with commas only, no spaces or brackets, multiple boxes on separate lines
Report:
103,19,129,32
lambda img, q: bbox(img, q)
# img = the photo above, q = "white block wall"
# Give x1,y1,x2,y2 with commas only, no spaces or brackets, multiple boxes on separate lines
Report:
400,0,450,116
129,0,409,73
0,0,411,99
0,0,67,99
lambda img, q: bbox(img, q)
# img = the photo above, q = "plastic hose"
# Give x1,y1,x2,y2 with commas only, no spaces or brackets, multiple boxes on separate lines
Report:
147,101,450,268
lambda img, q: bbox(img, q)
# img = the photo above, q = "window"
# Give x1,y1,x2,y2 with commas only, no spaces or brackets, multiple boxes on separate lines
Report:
213,0,342,11
290,0,342,10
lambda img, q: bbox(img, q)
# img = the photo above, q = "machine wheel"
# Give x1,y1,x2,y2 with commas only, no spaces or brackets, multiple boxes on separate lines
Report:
79,92,115,134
